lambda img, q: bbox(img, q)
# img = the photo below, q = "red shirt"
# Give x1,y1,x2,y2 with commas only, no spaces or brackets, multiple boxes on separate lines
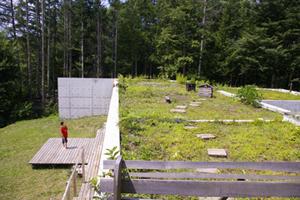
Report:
60,126,68,138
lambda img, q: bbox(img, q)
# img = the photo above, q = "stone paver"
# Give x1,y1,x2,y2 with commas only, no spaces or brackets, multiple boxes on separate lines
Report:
207,148,227,157
190,103,200,107
197,134,216,140
196,168,219,173
170,109,186,113
176,105,187,109
184,126,197,129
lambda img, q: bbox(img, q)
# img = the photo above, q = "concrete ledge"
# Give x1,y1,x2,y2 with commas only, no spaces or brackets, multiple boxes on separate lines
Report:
217,90,236,97
259,101,290,114
96,79,120,198
283,115,300,126
99,79,120,167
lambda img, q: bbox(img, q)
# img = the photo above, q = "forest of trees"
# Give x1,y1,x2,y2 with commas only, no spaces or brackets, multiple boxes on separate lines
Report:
0,0,299,127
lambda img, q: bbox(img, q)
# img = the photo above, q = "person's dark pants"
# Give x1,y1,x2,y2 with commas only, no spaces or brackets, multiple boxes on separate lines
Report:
62,137,68,144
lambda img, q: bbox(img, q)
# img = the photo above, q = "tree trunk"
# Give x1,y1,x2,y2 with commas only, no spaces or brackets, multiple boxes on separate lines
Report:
150,64,152,78
96,0,101,78
10,0,17,40
68,0,72,77
63,0,68,77
135,56,137,77
271,74,276,88
197,0,207,78
41,0,45,106
25,0,31,96
114,10,118,78
47,24,50,94
81,16,84,78
35,0,41,97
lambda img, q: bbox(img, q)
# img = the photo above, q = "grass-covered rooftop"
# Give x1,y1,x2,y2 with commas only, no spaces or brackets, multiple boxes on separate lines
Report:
120,78,300,163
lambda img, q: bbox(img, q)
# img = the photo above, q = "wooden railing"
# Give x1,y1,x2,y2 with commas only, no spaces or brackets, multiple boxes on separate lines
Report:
61,148,85,200
101,156,300,200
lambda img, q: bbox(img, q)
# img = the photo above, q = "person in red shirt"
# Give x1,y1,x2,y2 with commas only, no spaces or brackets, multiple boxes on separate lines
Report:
60,121,68,149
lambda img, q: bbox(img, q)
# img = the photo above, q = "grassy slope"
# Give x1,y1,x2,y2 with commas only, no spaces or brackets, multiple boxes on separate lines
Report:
120,79,299,162
0,115,106,200
221,87,300,100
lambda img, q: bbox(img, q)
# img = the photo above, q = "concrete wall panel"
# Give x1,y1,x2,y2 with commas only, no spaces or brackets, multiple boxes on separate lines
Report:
58,78,114,119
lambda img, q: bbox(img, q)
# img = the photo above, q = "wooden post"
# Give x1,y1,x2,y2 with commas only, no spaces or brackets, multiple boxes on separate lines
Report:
113,156,123,200
67,186,70,200
73,169,77,197
81,148,85,182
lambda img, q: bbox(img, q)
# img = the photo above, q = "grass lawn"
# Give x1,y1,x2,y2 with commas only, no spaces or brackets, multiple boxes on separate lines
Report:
0,114,106,200
122,120,300,161
120,79,299,161
120,79,281,122
220,86,300,100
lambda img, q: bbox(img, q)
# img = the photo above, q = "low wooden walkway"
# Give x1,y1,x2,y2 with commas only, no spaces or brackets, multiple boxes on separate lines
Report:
77,129,105,200
29,138,95,165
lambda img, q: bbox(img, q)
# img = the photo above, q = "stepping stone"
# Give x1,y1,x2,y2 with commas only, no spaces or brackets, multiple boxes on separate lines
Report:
197,134,216,140
184,125,197,129
207,149,227,157
196,168,219,173
176,105,187,109
170,109,186,113
192,101,202,104
198,98,207,101
190,103,200,107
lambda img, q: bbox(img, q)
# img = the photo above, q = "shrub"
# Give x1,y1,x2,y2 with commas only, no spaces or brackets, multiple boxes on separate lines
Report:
118,74,128,94
11,101,33,119
176,73,187,84
237,85,262,107
44,99,58,116
186,77,196,84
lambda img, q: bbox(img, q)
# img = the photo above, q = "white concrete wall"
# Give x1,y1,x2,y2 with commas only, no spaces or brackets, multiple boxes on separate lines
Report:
95,80,120,198
58,78,114,119
99,80,120,165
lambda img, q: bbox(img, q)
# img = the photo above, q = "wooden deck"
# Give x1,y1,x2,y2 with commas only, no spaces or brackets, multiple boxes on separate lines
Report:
77,129,105,200
29,138,95,165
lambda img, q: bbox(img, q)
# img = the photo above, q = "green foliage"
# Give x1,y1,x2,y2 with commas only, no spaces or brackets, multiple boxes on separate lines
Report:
118,74,128,94
44,100,58,116
104,146,120,160
176,73,187,84
237,85,262,107
187,77,196,84
0,33,22,127
222,87,300,100
11,101,33,119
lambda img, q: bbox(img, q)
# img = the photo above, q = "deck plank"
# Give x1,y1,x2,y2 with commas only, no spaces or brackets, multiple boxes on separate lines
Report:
29,138,95,165
77,129,105,200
